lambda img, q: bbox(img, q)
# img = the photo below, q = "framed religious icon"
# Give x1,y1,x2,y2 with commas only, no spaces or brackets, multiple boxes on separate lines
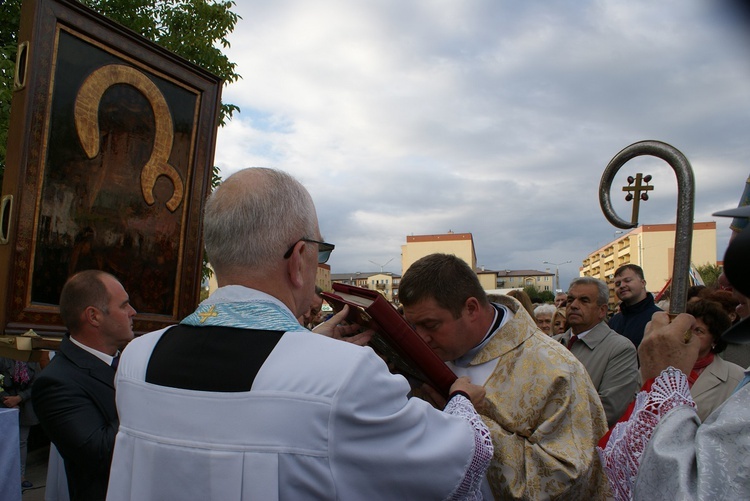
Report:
0,0,222,336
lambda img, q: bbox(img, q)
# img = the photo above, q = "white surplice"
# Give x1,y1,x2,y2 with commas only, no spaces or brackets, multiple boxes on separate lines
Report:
107,286,491,501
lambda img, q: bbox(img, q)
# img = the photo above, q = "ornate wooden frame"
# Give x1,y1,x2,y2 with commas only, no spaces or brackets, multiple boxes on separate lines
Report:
0,0,222,336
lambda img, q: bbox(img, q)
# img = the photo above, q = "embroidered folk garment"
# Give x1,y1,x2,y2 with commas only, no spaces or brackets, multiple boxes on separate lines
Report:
600,366,750,500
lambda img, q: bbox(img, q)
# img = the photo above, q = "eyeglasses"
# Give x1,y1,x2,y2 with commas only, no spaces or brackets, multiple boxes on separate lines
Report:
283,238,335,264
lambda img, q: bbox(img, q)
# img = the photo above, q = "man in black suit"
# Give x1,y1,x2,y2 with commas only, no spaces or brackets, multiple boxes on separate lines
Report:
33,270,136,501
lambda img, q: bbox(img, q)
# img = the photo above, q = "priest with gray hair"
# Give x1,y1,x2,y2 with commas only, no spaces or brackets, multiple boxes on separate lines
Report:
106,167,493,500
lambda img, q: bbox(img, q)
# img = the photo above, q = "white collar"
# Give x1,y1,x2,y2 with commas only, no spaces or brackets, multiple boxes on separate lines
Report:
69,335,117,366
571,326,595,340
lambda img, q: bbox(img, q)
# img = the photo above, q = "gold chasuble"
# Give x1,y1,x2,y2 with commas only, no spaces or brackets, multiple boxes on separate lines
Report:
470,296,613,500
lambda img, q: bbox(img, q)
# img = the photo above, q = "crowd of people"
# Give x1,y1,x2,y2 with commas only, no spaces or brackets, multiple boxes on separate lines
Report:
4,168,749,500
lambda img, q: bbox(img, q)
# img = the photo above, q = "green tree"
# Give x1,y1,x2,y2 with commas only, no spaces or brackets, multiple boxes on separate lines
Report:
696,263,722,288
0,1,22,179
524,285,555,304
0,0,241,180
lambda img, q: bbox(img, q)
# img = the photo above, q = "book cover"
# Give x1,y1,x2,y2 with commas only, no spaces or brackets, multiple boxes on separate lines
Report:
321,283,457,397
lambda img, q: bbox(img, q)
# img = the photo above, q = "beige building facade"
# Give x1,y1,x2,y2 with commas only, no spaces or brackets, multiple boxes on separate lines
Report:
316,264,332,293
330,272,400,303
400,232,554,295
401,232,476,276
580,222,717,305
478,269,555,292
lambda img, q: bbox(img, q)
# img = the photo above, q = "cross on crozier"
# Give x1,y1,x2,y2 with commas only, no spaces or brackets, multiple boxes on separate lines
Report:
622,173,654,225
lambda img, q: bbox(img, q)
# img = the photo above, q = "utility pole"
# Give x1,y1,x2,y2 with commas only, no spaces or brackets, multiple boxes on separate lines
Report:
543,260,572,292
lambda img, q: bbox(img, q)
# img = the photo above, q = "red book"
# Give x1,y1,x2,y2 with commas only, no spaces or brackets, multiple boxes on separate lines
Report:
321,283,457,397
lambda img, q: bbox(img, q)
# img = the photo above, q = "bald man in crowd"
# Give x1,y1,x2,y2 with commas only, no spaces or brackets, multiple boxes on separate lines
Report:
33,271,136,501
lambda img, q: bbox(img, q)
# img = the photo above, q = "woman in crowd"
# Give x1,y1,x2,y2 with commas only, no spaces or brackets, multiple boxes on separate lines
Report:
685,299,746,421
533,304,556,335
0,357,41,489
506,289,535,318
552,308,567,335
709,288,750,368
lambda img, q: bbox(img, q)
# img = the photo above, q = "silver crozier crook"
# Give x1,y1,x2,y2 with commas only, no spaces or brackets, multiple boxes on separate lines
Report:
599,140,695,315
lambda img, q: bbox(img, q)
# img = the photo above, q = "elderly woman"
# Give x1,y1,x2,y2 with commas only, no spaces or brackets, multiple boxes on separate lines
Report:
533,304,556,335
686,299,746,421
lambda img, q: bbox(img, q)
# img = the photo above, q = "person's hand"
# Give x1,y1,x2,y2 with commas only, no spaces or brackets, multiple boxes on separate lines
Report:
2,395,22,408
312,305,375,346
639,312,700,382
449,376,486,409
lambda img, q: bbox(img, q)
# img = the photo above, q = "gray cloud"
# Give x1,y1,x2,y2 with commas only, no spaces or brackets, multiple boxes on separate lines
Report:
215,0,750,289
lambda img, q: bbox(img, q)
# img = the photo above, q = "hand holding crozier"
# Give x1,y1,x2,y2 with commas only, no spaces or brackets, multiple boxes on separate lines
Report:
638,312,700,382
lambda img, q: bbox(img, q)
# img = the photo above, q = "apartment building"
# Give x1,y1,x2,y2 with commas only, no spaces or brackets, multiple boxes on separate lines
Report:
330,272,400,303
580,222,717,305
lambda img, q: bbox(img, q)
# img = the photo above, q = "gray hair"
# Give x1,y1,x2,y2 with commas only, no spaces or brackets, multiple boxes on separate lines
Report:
203,168,317,273
534,304,556,317
568,276,609,305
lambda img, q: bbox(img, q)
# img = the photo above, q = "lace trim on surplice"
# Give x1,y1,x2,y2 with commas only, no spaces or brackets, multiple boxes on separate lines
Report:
598,367,695,501
444,394,494,500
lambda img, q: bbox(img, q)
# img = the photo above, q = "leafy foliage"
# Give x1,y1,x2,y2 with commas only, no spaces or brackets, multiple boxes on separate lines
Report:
0,1,22,179
83,0,241,124
523,285,555,304
201,164,222,284
696,263,722,288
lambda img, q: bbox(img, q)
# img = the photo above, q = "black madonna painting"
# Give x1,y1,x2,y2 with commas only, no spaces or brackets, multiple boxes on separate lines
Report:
31,31,197,315
0,0,221,335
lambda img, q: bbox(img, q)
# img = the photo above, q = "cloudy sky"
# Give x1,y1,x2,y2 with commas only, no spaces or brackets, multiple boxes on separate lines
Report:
213,0,750,290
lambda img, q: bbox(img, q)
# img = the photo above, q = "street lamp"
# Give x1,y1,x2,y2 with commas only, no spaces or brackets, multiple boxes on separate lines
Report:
543,260,572,292
368,258,394,273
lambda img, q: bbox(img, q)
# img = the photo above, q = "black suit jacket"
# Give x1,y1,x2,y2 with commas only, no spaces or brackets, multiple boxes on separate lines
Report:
33,335,118,501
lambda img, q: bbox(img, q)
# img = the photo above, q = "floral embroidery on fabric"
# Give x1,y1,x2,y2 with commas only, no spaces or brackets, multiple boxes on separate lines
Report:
13,360,30,385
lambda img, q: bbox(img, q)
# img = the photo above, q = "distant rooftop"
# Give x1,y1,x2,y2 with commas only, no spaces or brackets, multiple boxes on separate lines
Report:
330,272,401,281
477,268,554,277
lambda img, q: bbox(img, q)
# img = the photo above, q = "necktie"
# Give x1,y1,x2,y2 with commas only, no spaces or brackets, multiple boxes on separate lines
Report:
567,334,578,350
111,354,120,370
